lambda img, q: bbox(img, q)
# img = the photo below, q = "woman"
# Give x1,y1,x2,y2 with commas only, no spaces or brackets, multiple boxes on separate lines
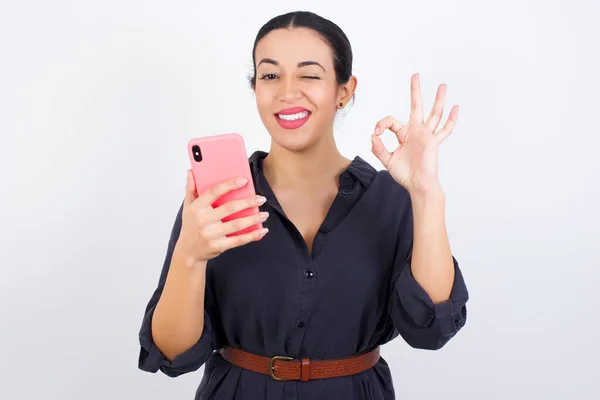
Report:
138,11,469,400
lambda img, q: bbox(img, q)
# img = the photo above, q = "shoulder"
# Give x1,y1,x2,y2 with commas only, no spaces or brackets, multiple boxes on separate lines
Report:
355,163,412,238
351,155,410,203
352,156,411,216
371,169,411,203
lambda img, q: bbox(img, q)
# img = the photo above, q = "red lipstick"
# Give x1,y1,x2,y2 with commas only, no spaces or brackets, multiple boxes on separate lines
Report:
275,107,311,130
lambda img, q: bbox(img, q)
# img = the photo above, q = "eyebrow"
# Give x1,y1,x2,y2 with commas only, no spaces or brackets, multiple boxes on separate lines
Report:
257,58,326,72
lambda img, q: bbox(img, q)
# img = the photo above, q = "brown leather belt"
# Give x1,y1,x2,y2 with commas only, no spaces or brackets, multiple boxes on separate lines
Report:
219,346,380,382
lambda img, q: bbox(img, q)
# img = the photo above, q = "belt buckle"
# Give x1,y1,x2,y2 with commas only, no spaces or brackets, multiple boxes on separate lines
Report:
269,355,294,381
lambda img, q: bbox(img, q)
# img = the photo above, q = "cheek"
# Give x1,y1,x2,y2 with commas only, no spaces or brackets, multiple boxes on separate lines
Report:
308,94,336,120
254,89,273,116
303,83,336,109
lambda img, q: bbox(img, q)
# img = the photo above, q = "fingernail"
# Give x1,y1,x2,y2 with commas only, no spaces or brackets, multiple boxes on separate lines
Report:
256,196,267,204
237,178,248,186
259,211,269,221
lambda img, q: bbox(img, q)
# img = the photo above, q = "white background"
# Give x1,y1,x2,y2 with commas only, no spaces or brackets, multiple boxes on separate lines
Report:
1,0,599,399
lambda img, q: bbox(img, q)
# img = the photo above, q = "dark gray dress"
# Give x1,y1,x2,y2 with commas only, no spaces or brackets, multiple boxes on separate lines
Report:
138,150,469,399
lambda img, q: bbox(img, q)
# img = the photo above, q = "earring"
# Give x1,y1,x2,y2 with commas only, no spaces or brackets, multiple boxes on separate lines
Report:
338,102,343,108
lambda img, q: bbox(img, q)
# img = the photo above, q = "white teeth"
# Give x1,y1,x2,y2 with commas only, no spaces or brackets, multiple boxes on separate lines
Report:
278,111,309,121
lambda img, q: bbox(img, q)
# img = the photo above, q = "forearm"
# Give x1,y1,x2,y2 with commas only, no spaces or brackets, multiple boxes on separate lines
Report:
151,246,208,361
409,185,455,304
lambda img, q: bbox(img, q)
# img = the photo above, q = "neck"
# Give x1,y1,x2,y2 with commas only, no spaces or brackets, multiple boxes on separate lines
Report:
263,133,350,188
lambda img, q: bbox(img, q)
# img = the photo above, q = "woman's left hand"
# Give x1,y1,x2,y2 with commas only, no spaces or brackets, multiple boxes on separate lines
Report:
371,73,459,195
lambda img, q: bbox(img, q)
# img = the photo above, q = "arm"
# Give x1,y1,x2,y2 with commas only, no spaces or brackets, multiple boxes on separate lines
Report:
151,247,208,361
138,203,215,377
372,73,469,350
387,188,468,350
139,171,268,376
409,185,455,304
139,170,268,376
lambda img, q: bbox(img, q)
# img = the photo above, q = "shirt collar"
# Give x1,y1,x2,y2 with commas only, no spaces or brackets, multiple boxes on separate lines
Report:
248,150,377,188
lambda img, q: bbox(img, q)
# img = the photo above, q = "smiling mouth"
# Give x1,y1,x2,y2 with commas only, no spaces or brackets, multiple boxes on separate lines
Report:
276,111,311,120
274,110,312,130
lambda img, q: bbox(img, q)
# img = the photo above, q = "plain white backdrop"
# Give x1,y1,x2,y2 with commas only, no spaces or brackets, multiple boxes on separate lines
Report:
1,0,599,399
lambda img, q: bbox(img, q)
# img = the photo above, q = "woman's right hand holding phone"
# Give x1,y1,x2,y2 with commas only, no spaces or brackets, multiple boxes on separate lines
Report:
174,170,269,266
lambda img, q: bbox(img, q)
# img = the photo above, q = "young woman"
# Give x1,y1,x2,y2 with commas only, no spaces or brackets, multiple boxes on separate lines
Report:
138,11,469,400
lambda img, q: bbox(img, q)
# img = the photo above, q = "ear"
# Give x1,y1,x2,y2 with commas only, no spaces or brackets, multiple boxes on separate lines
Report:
337,75,358,106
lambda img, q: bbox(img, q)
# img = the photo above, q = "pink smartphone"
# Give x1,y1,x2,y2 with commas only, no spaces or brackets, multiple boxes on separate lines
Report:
187,133,262,237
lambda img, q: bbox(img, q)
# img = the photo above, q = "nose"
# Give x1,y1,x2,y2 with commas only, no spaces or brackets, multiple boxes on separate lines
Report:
277,77,302,102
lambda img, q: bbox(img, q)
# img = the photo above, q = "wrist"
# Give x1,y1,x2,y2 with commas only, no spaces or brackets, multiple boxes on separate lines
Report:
408,182,445,203
173,243,208,270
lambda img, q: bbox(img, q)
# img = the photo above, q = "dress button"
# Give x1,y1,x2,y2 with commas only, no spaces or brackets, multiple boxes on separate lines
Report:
297,320,305,328
305,270,315,278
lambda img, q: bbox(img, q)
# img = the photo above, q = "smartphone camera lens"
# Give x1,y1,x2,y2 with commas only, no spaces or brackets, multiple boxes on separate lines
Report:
192,145,202,162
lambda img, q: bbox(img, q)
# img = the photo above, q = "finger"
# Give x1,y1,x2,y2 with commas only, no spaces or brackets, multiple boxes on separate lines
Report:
425,83,446,132
374,115,406,144
371,134,393,168
218,227,270,250
374,115,405,136
409,73,423,124
184,169,198,207
199,177,249,207
220,211,269,236
212,194,267,221
435,105,459,143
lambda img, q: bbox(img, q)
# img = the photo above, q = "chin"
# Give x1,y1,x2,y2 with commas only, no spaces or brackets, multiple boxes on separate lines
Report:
269,129,319,153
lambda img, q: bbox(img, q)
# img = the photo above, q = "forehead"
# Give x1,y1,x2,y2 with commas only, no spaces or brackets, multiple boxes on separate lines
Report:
255,28,333,68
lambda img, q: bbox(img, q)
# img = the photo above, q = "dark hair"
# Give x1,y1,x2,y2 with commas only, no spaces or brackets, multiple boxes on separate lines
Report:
249,11,354,102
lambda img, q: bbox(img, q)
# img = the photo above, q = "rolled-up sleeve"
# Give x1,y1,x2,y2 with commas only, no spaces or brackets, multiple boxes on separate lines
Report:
138,202,216,377
388,254,468,350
